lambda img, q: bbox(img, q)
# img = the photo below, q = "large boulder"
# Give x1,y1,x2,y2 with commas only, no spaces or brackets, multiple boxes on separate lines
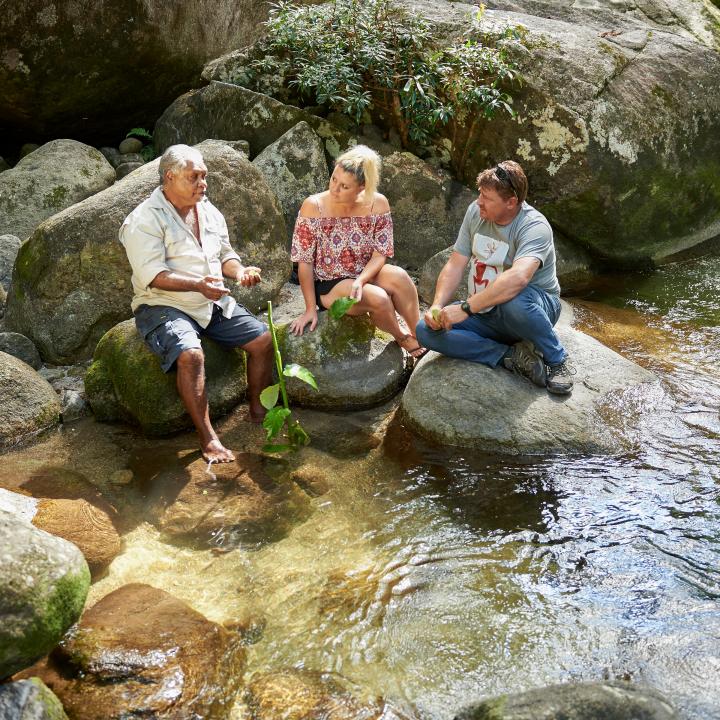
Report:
18,583,245,720
154,82,355,161
147,453,313,547
406,0,720,264
454,680,677,720
0,140,115,241
0,1,280,148
0,351,61,449
0,509,90,680
278,314,411,410
5,139,290,364
0,331,42,369
0,234,21,291
252,121,329,244
401,302,660,454
85,319,248,436
0,678,69,720
32,499,122,580
381,152,476,271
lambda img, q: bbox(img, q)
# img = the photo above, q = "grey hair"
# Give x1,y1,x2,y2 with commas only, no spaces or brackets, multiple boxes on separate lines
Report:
158,144,204,184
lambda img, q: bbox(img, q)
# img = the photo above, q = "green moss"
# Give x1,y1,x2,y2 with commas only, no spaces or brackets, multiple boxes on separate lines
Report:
80,166,91,178
27,677,70,720
461,696,508,719
42,185,69,210
597,41,629,76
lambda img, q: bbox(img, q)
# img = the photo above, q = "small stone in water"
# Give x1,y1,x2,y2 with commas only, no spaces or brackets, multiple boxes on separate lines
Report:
109,469,134,485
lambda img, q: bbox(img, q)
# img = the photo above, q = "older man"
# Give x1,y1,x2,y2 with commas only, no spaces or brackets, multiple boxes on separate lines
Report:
416,160,573,395
120,144,272,462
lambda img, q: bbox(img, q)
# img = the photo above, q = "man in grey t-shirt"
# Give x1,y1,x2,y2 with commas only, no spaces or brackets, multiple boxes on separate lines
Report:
415,160,573,394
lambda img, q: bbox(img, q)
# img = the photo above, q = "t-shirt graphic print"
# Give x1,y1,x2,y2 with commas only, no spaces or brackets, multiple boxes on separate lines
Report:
467,233,509,312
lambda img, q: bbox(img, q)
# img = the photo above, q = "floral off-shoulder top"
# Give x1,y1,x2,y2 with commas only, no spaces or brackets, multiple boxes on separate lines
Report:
291,211,394,281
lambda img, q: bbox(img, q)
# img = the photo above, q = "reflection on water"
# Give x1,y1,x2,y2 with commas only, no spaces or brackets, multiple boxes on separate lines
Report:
1,256,720,719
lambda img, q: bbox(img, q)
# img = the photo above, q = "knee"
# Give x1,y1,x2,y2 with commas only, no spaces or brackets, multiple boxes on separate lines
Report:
501,293,533,323
366,287,393,312
176,348,204,371
245,330,272,356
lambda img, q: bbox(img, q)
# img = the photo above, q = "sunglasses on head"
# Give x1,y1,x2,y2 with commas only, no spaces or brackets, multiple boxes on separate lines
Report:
494,164,518,200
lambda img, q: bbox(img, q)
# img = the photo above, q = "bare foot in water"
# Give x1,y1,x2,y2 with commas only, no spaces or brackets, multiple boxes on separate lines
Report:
202,438,235,463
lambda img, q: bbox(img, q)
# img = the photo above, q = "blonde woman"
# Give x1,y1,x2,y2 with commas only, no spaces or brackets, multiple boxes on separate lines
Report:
289,145,426,358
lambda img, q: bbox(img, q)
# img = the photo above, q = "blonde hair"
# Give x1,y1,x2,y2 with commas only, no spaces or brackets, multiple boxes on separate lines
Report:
335,144,381,203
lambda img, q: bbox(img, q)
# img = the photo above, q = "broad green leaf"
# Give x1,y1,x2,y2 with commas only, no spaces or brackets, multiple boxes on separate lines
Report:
329,296,358,320
260,383,280,410
263,406,291,440
288,421,310,448
283,364,318,391
262,443,295,453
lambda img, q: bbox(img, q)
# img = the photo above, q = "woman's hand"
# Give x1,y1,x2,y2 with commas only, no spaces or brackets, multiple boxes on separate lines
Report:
290,308,318,336
350,278,364,301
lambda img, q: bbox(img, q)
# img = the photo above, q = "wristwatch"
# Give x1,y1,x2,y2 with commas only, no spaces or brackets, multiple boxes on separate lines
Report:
460,300,472,316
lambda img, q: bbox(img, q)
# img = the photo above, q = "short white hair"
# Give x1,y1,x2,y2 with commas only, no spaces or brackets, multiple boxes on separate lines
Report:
159,144,204,183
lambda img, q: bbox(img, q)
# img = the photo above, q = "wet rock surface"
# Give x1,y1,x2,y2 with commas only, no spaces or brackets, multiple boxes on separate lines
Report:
19,583,245,720
453,680,677,719
85,319,248,436
148,452,313,547
0,509,90,680
0,351,61,449
402,302,660,454
5,140,288,364
278,314,411,410
0,140,115,241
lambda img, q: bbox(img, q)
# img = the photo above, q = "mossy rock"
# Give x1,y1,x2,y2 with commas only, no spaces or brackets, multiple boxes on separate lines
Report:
0,677,69,719
85,319,247,436
277,313,410,409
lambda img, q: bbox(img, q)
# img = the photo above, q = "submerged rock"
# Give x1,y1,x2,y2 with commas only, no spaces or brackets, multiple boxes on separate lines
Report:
5,140,289,364
0,677,69,720
0,509,90,680
0,140,115,241
0,351,61,449
278,314,411,410
85,319,247,436
32,498,122,580
252,121,329,244
19,583,245,720
149,453,312,547
401,302,660,454
454,680,677,719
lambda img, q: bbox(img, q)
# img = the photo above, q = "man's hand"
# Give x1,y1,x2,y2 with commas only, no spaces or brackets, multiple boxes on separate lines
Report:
424,305,444,330
440,303,470,329
197,275,230,301
237,266,262,287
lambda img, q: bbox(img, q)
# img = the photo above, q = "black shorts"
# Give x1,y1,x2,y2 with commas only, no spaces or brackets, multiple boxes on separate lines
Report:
314,277,352,312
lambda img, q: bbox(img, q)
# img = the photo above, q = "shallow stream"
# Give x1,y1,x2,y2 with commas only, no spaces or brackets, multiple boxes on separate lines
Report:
2,254,719,719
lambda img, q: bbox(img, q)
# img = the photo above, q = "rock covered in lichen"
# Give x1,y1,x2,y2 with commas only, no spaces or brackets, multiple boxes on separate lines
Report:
0,140,115,241
278,313,411,410
85,318,248,435
0,677,69,720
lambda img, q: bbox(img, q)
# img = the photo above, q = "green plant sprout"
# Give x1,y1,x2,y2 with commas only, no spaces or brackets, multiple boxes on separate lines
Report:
125,127,156,162
260,301,317,452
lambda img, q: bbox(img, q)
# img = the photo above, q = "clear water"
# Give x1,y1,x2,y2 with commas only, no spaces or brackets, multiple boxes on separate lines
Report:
1,255,719,719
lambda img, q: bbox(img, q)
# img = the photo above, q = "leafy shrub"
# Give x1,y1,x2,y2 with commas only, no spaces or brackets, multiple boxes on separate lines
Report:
246,0,527,161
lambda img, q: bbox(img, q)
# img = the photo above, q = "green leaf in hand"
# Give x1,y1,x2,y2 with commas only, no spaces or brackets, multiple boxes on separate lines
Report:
431,307,441,323
259,383,280,410
329,296,358,320
263,406,291,441
283,363,318,390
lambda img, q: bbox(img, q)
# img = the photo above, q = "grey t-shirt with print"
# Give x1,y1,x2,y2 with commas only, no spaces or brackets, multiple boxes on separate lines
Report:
453,200,560,296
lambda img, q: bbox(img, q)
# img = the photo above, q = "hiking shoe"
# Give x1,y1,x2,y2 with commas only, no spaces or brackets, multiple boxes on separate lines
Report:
502,340,547,388
546,359,575,395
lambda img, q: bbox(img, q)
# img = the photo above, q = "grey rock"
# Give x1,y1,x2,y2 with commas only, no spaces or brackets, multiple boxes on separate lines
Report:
402,301,660,454
1,1,278,145
85,319,248,435
0,139,116,241
381,152,476,272
454,680,677,719
118,137,144,154
60,389,88,422
115,161,144,179
99,146,122,168
0,332,42,369
253,121,329,244
220,139,250,157
403,0,720,264
5,139,289,364
0,677,69,719
0,351,61,449
154,81,355,162
0,285,6,319
0,234,21,292
117,152,144,164
278,314,410,409
418,247,464,305
19,143,40,159
0,508,90,679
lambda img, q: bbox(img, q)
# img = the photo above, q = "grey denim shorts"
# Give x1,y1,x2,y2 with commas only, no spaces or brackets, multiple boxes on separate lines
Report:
134,303,267,372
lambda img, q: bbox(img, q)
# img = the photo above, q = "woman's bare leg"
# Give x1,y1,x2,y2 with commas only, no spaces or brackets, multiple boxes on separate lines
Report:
372,264,420,337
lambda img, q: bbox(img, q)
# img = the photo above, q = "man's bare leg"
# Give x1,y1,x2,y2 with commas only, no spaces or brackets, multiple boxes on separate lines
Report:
176,348,235,462
243,331,273,422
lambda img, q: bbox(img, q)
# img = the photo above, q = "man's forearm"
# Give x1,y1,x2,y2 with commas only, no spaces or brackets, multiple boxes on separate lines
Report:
150,270,201,293
221,259,244,279
433,265,464,307
468,270,528,312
